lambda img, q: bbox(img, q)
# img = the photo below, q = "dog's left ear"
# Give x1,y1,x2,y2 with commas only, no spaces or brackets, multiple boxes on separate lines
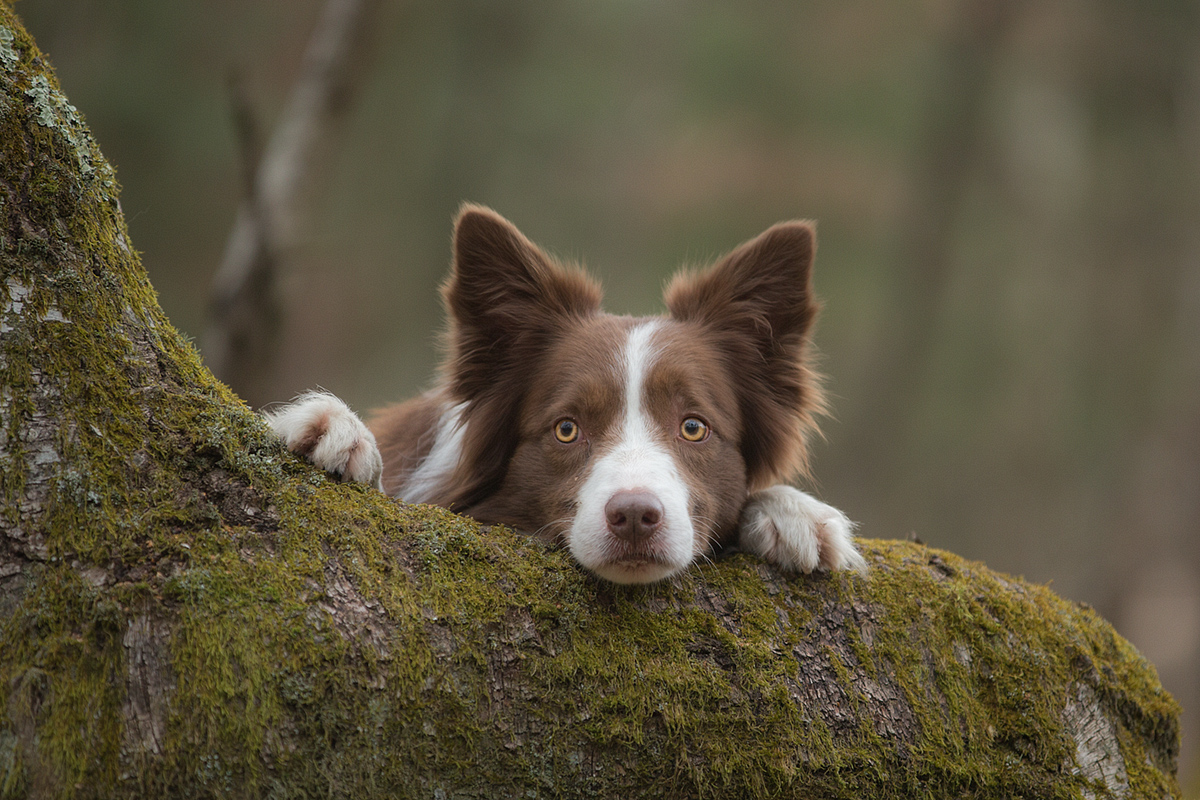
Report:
665,221,824,488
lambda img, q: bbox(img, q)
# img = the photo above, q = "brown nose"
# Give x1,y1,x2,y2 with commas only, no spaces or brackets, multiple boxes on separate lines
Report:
605,491,664,543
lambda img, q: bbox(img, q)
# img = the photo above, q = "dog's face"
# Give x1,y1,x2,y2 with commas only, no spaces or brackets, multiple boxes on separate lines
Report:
438,206,824,583
468,314,750,582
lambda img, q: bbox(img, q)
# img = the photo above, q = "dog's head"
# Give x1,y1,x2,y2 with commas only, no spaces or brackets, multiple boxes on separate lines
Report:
439,205,824,583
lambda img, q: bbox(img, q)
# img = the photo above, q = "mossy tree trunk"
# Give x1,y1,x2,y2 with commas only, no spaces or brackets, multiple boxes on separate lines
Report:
0,8,1182,799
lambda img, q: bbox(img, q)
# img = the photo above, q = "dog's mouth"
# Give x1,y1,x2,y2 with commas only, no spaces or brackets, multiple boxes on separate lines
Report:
612,554,668,569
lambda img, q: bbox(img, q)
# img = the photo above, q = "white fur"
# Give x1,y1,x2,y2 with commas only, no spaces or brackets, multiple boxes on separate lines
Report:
264,392,383,492
398,401,467,503
568,321,696,584
738,485,867,574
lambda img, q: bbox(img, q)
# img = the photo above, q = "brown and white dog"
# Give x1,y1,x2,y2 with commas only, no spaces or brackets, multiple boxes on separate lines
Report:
266,205,866,583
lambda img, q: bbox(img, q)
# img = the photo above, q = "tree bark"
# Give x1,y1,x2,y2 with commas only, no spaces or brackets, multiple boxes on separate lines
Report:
0,8,1181,799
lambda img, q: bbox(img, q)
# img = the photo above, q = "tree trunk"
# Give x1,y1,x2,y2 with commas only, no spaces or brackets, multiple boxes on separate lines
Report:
0,8,1181,799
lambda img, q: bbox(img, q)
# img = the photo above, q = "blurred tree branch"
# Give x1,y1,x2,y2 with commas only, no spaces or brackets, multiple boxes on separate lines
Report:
203,0,383,408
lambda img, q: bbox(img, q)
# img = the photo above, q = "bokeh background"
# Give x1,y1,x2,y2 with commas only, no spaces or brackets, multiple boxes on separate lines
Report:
18,0,1199,787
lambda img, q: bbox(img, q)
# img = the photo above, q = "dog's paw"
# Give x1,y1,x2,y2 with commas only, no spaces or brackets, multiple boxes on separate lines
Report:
264,391,383,491
738,485,866,574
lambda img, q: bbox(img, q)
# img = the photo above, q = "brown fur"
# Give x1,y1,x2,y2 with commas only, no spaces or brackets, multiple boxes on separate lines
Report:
289,410,332,459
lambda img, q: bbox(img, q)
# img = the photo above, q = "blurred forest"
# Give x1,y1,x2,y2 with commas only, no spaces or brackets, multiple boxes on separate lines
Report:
17,0,1200,787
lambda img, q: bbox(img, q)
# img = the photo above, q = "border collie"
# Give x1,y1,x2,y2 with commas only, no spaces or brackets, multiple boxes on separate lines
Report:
266,205,866,583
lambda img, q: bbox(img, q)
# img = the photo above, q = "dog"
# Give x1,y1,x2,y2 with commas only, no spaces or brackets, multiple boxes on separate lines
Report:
266,205,866,583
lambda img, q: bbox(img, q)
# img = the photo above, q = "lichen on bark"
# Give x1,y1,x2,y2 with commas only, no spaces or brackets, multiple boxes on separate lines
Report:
0,5,1182,799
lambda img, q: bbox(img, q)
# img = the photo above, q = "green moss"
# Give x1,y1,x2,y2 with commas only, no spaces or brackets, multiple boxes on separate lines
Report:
1,569,124,798
113,516,1171,798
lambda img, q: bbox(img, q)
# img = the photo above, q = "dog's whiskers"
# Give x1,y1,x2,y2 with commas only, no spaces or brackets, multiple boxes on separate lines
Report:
535,517,573,546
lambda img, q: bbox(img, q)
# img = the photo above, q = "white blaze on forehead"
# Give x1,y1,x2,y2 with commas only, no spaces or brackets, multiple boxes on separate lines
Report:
568,320,696,583
622,320,660,441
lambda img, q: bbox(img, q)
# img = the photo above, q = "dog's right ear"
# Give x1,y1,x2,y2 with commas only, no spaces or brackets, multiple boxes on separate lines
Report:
443,204,602,387
440,205,602,508
447,205,602,323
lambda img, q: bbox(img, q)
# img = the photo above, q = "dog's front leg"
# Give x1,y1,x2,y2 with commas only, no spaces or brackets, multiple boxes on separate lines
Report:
264,392,384,492
738,486,867,574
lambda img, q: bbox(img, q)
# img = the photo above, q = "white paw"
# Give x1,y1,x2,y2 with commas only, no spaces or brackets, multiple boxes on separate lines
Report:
738,485,866,574
264,391,383,491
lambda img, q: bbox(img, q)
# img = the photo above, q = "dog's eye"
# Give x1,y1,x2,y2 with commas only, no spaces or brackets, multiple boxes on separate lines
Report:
554,419,580,443
680,417,709,442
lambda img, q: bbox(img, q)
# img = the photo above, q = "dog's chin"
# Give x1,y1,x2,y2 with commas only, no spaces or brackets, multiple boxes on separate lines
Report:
571,537,693,584
589,556,684,585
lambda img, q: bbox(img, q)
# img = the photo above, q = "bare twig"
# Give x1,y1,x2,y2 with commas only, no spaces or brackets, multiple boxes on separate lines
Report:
204,0,383,407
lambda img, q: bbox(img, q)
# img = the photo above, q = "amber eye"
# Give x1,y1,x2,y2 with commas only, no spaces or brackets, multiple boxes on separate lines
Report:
554,419,580,443
680,417,709,442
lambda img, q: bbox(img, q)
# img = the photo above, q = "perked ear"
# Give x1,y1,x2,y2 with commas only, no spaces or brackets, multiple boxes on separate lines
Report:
664,221,825,489
446,205,603,329
444,204,602,398
439,204,602,508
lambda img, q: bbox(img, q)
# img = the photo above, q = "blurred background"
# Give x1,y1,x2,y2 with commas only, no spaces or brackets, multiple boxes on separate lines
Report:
18,0,1199,787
